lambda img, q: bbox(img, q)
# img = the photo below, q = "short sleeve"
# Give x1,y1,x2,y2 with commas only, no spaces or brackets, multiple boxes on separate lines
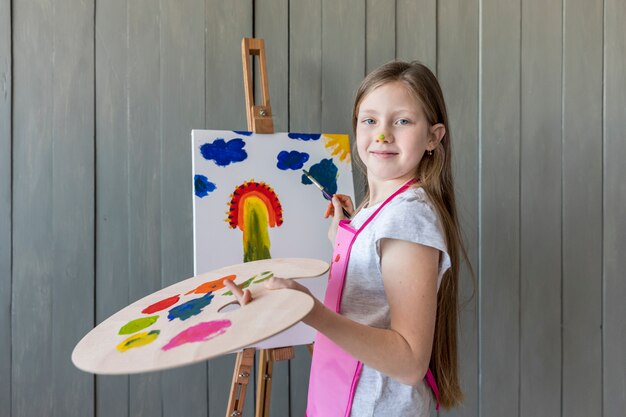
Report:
372,188,451,290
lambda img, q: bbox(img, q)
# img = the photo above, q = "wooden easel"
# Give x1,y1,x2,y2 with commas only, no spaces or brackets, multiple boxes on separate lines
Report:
224,37,298,417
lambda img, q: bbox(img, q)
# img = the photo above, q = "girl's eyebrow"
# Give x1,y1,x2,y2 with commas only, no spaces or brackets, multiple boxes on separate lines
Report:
358,108,418,116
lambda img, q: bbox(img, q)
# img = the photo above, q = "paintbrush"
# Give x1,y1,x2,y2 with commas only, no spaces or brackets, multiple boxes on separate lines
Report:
302,169,351,219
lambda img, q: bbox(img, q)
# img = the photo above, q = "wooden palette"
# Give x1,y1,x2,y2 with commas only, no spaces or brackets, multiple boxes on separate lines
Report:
72,258,328,375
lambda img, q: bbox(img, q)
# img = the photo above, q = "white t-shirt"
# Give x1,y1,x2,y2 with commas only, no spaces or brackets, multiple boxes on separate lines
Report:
340,186,451,417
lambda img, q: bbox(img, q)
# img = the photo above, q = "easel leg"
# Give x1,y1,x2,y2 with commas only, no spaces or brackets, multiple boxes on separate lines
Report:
226,348,256,417
255,347,294,417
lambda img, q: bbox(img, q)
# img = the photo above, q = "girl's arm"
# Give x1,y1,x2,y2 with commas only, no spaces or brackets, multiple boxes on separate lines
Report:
261,238,439,386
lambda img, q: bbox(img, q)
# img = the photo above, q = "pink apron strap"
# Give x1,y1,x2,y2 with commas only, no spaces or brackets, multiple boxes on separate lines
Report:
356,178,418,233
425,368,441,411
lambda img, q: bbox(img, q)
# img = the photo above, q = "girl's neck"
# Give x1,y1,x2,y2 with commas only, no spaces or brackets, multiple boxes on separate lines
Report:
367,175,417,207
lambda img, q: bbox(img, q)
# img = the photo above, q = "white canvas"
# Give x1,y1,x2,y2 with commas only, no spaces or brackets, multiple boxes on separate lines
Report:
192,130,354,348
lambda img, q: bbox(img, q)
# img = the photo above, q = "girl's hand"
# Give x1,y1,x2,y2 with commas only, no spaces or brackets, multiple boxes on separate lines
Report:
324,194,354,243
222,277,312,306
265,277,323,325
223,279,253,306
223,277,323,325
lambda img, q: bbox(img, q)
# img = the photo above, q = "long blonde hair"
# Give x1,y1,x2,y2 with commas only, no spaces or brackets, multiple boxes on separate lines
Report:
351,61,472,408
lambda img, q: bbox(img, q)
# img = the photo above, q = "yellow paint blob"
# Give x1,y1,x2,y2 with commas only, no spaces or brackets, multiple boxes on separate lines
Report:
242,196,271,262
116,330,160,352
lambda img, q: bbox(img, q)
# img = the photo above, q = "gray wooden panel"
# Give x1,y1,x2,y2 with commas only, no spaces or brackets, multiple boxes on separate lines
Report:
257,0,289,132
160,0,208,415
49,0,95,415
127,0,163,415
288,1,323,414
479,0,521,415
396,0,436,70
205,2,255,416
366,0,395,73
322,0,365,201
437,0,479,416
95,0,131,414
289,0,322,134
0,0,11,413
321,0,365,135
562,0,603,416
604,0,626,415
11,0,55,415
520,1,562,416
255,2,291,415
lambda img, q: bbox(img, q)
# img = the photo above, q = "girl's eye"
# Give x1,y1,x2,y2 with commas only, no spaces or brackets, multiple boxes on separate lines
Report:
362,118,375,125
396,119,410,125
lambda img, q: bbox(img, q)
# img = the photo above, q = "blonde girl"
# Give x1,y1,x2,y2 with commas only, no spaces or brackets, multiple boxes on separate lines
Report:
226,60,470,416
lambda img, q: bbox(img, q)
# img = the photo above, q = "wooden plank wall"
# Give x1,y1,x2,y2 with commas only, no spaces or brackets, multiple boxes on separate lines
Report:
2,1,625,416
0,0,11,415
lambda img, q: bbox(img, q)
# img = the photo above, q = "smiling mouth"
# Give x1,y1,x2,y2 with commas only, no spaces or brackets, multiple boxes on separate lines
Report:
370,151,398,156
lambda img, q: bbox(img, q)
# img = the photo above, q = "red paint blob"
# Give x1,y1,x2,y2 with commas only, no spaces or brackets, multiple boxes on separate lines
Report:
142,295,180,314
334,254,340,262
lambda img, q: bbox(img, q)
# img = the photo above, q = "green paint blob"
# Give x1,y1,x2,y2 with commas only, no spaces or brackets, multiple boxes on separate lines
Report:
253,271,274,284
118,315,159,335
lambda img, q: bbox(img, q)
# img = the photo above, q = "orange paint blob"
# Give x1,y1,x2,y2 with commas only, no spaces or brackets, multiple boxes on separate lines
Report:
186,275,236,295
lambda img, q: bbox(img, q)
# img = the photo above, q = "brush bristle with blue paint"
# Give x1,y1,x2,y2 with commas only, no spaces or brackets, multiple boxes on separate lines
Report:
302,169,351,219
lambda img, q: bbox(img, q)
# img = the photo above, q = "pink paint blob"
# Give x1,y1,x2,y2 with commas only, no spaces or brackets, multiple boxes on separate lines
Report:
161,319,232,351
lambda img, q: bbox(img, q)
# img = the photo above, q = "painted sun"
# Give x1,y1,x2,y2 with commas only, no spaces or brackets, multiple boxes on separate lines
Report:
322,134,351,163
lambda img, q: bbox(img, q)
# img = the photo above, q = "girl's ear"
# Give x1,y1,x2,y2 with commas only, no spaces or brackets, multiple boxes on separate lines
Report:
428,123,446,150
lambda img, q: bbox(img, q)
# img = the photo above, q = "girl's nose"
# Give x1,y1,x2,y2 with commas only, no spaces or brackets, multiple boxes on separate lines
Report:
376,133,389,143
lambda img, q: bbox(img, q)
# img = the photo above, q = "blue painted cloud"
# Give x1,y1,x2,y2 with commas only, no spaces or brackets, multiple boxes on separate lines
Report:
200,138,247,166
194,175,216,198
276,150,310,170
233,131,253,136
288,133,321,141
301,158,339,195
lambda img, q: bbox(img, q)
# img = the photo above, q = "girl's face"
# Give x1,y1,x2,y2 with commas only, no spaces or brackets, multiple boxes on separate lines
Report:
355,81,443,186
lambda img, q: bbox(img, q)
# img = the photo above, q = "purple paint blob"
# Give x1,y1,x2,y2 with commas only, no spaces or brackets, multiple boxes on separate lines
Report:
161,319,232,351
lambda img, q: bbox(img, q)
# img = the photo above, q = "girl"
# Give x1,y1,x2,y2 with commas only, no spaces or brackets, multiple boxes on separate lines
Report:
225,60,470,416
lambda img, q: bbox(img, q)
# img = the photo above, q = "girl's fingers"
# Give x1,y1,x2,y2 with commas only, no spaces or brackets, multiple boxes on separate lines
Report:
223,279,253,305
335,194,355,214
265,277,311,297
324,201,334,218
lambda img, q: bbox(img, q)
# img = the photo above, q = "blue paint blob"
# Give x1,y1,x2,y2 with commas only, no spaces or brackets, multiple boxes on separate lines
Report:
233,130,253,136
168,292,215,321
200,138,248,166
194,174,217,198
276,150,310,170
287,133,321,141
301,159,339,195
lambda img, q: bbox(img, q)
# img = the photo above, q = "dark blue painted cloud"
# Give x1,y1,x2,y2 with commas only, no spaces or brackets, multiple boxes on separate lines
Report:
200,138,248,166
233,131,253,136
194,174,216,198
288,133,321,141
301,158,338,195
276,150,310,170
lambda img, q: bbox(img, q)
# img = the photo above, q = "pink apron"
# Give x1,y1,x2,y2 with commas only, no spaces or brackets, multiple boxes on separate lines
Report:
306,179,441,417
